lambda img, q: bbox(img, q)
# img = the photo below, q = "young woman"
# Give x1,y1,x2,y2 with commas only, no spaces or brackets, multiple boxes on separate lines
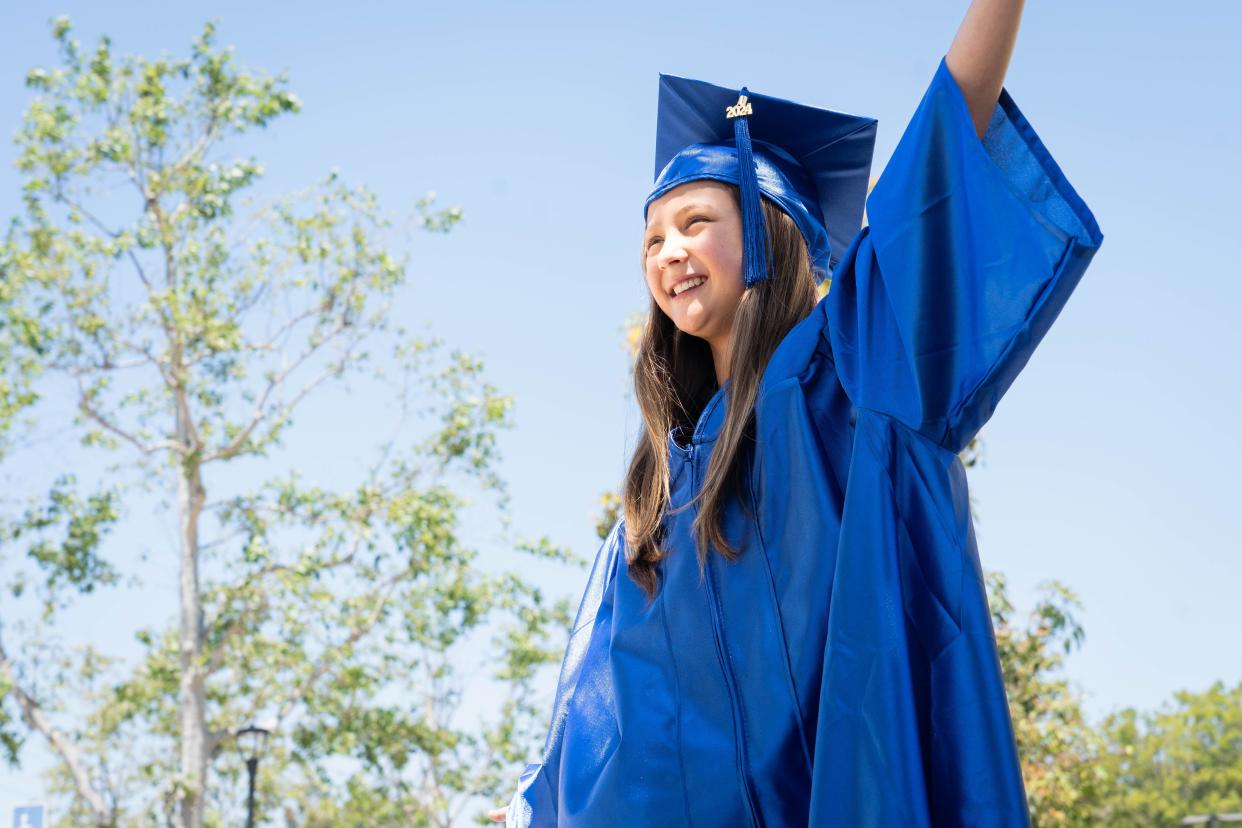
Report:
489,1,1103,824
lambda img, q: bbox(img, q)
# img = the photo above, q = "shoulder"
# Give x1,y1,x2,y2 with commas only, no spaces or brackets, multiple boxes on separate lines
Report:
758,293,832,398
753,293,854,449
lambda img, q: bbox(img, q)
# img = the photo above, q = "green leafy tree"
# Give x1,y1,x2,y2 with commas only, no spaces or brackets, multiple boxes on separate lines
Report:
986,573,1105,826
0,18,580,827
1091,679,1242,826
0,86,125,800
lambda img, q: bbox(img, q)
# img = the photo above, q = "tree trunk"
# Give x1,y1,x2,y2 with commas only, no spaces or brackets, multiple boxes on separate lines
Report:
175,401,207,828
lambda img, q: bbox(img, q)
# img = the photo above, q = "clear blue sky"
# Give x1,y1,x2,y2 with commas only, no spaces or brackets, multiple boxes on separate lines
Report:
2,0,1240,815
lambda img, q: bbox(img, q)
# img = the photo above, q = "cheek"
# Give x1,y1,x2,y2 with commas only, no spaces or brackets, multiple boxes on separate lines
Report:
644,261,668,305
702,230,742,273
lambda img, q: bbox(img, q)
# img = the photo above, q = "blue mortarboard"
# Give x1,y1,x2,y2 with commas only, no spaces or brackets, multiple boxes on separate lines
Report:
644,73,878,286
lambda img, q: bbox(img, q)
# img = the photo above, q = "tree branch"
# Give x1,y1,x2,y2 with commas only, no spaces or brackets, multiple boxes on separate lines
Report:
202,322,358,463
73,372,184,456
0,638,113,826
272,572,403,726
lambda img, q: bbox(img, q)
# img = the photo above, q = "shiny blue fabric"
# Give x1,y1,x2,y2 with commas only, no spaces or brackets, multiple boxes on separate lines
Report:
505,56,1102,827
645,72,877,277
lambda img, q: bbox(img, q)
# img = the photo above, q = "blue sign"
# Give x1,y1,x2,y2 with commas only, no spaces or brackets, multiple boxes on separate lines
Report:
12,804,44,828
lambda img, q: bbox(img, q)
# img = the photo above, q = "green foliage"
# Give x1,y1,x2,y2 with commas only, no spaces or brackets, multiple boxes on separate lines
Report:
2,476,120,609
1092,680,1242,826
987,572,1106,826
987,575,1242,826
0,669,24,765
0,16,567,828
593,491,622,541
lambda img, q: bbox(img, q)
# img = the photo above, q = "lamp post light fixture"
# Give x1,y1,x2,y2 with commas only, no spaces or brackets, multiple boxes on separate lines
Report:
236,724,271,828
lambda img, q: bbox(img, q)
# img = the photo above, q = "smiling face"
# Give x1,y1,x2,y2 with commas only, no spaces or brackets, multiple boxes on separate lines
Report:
642,180,747,359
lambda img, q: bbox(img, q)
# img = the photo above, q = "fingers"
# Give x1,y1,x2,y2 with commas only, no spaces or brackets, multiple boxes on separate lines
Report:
486,805,508,823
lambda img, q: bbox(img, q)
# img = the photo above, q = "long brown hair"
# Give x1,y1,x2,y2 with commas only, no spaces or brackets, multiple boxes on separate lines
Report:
624,185,819,602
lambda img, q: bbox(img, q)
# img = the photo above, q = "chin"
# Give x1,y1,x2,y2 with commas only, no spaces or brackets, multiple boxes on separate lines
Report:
673,317,713,340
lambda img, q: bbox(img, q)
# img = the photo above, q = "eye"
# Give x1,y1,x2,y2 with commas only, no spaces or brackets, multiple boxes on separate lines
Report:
645,235,662,251
686,215,708,227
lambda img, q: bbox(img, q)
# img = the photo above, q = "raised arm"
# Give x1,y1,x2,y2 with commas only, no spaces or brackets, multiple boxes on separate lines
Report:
945,0,1026,138
826,26,1103,453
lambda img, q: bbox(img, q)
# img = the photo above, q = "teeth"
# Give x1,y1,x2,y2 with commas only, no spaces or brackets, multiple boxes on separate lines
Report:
673,276,705,296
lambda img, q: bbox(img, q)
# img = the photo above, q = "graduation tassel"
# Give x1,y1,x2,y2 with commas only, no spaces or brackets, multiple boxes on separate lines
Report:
727,89,770,288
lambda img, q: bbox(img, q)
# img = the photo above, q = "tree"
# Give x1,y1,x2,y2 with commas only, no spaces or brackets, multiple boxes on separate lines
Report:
986,573,1106,826
1091,679,1242,827
0,18,578,827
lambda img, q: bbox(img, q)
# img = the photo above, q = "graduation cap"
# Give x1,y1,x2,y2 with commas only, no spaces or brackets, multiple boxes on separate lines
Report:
644,73,878,286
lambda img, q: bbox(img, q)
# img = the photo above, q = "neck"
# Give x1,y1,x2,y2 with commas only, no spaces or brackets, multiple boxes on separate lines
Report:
709,334,731,387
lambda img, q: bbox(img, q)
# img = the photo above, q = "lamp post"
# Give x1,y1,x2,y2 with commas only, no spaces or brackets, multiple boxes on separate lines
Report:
236,724,271,828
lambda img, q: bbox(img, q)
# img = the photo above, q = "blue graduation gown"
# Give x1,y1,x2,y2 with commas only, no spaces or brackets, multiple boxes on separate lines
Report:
505,56,1103,827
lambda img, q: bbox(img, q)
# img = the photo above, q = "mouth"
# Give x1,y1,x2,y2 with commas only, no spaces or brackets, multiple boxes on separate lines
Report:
669,276,707,299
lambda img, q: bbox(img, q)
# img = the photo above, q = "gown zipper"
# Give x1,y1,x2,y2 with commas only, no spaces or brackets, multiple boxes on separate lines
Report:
688,442,764,828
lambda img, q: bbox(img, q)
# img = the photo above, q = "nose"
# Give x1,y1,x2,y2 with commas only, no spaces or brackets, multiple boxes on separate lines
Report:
657,236,687,271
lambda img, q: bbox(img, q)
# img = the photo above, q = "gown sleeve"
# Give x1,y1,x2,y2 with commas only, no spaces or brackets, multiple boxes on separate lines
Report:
503,517,624,827
825,56,1103,455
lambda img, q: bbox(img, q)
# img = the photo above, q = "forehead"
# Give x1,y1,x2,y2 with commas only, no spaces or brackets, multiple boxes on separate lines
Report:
644,180,733,227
